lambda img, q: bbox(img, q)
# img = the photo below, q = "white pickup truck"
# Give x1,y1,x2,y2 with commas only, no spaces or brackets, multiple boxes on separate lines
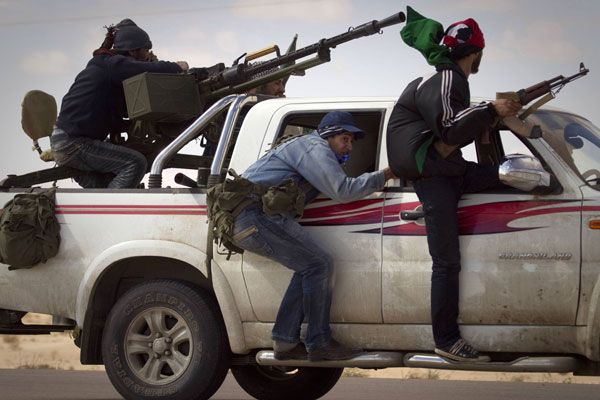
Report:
1,94,600,400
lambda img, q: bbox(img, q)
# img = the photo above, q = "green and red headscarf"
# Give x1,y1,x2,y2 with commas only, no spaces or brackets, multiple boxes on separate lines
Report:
401,6,485,66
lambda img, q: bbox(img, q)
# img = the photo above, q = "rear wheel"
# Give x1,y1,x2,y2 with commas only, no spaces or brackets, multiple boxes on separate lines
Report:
231,363,343,400
101,279,230,400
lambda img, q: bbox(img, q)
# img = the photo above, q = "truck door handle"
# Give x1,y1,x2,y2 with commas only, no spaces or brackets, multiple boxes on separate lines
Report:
400,210,425,221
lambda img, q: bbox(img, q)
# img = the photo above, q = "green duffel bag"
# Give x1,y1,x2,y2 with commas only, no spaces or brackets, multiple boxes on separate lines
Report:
0,187,61,270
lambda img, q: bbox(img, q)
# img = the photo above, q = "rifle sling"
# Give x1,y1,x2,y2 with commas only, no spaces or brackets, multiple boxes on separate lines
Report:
520,92,554,120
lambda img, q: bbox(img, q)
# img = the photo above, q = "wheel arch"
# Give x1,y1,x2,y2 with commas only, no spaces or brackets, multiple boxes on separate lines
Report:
77,240,212,364
211,259,248,354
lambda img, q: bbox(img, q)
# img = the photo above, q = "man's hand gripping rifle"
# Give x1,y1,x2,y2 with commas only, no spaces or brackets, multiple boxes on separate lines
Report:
435,63,590,158
497,62,589,138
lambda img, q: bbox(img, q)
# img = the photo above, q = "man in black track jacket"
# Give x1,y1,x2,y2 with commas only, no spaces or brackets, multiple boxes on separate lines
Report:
386,9,521,362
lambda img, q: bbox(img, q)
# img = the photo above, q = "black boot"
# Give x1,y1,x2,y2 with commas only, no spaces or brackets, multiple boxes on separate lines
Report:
274,343,308,360
308,339,363,362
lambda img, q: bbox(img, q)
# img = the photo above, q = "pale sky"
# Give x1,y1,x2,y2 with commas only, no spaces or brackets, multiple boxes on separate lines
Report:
0,0,598,182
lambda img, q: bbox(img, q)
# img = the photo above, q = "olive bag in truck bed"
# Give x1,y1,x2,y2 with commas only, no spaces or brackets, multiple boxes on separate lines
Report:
0,187,60,270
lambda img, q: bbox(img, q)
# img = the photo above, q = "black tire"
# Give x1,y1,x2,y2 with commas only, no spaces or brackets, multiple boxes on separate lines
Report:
101,279,231,400
231,364,343,400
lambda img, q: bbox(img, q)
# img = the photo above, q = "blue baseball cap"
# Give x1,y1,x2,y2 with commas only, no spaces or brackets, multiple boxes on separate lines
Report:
317,111,365,139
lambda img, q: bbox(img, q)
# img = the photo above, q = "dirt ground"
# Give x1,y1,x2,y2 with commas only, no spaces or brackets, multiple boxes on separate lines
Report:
2,314,600,385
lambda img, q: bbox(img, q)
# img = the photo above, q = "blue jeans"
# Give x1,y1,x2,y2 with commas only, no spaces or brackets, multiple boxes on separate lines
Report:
413,162,502,348
50,129,147,189
232,207,334,351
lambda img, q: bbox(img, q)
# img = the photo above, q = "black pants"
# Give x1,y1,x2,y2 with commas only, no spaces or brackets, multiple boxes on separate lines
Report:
413,162,501,348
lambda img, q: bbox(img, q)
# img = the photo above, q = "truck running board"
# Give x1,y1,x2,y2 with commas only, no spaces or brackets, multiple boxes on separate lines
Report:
256,350,404,368
403,353,580,373
256,350,580,373
0,324,75,335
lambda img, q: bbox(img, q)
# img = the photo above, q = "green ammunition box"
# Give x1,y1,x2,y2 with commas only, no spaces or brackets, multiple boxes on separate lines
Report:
123,72,202,122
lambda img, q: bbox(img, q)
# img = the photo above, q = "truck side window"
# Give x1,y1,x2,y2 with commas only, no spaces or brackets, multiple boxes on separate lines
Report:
462,142,478,162
499,131,534,158
474,129,535,166
276,111,384,178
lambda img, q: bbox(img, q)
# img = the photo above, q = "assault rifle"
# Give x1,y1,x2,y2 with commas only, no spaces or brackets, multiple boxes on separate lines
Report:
497,62,589,119
120,11,406,163
434,63,590,158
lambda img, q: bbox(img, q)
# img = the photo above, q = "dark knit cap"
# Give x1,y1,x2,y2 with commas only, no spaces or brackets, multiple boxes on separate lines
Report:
113,19,152,51
442,18,484,59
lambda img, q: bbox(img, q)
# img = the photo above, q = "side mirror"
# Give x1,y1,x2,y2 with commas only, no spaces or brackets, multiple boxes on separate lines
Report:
499,154,551,191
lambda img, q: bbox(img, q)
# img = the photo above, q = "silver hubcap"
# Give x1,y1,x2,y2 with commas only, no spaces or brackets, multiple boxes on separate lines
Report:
125,306,193,385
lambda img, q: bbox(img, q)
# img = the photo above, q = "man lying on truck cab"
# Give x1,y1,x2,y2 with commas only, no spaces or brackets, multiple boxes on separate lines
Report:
229,111,396,361
247,62,286,98
202,63,288,158
50,18,189,189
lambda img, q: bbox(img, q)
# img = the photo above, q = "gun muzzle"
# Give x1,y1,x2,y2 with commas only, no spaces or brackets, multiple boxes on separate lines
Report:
175,173,198,188
374,12,407,30
352,12,406,37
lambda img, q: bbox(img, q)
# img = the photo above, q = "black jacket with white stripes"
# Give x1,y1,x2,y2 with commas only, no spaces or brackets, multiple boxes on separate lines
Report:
386,62,498,179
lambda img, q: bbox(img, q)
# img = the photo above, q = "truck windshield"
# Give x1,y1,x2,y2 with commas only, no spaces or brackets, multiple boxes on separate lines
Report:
529,110,600,188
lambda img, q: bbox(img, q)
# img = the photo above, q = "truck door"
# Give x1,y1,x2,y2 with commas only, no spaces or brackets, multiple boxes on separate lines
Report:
240,109,387,323
381,128,582,326
547,115,600,327
580,185,600,325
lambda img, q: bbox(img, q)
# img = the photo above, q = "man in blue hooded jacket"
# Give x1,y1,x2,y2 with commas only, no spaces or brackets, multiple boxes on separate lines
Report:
50,19,188,188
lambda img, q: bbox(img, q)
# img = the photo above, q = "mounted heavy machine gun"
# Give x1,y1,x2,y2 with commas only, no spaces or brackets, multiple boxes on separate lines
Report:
1,11,406,188
119,11,406,165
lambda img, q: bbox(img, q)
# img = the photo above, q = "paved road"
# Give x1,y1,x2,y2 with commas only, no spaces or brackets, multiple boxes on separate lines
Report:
1,369,599,400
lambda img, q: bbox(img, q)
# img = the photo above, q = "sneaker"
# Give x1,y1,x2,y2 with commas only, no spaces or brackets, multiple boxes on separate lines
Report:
435,338,491,362
308,339,363,362
274,343,308,360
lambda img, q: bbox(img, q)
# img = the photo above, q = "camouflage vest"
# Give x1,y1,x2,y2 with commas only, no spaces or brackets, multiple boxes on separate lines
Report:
206,170,267,255
0,188,61,270
206,169,308,256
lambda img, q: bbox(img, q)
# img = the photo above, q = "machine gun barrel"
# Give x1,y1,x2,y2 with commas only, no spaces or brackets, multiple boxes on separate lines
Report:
245,12,406,78
206,11,406,91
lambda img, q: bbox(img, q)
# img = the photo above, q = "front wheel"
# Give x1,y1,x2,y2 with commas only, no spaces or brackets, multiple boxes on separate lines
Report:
231,364,343,400
101,279,230,400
